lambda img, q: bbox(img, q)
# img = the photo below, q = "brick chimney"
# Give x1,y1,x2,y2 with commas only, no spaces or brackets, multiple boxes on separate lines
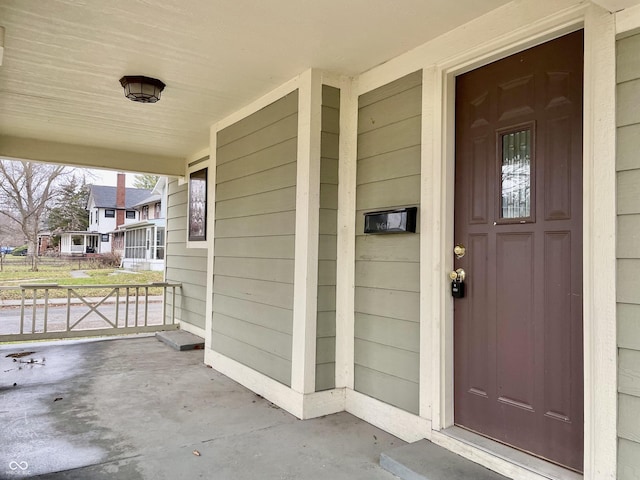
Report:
116,172,125,227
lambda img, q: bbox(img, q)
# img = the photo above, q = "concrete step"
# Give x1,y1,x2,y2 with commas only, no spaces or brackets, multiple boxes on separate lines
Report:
156,330,204,351
380,440,510,480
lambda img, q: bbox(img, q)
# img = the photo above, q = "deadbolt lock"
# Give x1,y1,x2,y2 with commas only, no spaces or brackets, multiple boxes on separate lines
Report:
449,268,465,282
450,268,466,298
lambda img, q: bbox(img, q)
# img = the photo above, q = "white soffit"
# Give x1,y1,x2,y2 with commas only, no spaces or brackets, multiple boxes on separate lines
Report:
0,0,511,159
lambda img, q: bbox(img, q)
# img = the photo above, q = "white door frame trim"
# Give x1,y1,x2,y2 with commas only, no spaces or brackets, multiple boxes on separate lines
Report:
429,4,617,479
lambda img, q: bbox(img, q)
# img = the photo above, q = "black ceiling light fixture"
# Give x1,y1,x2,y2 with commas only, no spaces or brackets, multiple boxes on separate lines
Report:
119,76,166,103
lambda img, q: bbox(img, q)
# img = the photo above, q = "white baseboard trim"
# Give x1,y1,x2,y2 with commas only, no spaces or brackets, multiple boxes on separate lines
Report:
203,347,571,479
205,348,346,420
205,348,304,418
203,348,564,478
303,388,346,419
203,347,577,479
345,389,431,443
177,321,205,339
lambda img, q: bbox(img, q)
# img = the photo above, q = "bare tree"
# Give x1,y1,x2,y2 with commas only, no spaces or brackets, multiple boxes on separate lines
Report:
0,160,67,270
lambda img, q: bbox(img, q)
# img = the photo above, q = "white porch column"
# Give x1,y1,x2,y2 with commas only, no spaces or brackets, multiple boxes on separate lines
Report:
335,78,357,389
152,226,157,260
291,69,323,394
583,5,617,479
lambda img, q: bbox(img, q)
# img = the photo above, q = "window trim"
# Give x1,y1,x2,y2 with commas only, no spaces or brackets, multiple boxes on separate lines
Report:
104,209,115,218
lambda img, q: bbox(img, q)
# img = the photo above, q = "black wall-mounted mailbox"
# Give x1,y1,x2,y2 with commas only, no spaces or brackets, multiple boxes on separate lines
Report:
364,207,417,234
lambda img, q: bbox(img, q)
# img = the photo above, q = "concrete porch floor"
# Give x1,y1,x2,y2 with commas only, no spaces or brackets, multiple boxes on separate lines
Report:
0,336,403,479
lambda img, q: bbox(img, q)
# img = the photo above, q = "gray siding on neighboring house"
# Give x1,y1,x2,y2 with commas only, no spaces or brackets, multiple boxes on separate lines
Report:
354,71,422,414
316,85,339,391
212,91,298,387
617,32,640,479
164,179,208,329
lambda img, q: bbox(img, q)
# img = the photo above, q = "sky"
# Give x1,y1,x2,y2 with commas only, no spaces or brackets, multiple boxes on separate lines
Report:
0,157,145,188
82,168,138,188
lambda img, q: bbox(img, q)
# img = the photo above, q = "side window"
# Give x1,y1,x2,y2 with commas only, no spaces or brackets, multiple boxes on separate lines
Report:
105,209,115,218
126,210,136,219
188,168,207,242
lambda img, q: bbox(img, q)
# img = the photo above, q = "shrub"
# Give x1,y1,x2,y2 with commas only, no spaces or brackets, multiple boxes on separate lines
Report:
86,253,121,269
97,253,122,268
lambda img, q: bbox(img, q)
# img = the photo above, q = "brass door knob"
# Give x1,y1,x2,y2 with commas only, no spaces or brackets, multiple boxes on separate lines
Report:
454,244,466,258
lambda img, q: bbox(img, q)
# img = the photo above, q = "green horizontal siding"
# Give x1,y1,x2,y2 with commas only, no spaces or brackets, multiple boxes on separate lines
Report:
212,92,298,387
164,179,208,330
354,70,422,414
316,85,339,392
617,32,640,478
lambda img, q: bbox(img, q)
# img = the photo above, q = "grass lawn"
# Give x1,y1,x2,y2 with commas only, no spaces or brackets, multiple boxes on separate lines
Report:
0,256,165,300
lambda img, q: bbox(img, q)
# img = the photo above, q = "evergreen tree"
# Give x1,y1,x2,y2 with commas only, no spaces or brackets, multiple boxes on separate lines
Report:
133,174,159,190
48,177,90,234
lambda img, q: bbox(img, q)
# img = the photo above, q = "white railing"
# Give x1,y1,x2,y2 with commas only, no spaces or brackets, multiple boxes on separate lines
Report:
70,245,84,253
0,282,181,342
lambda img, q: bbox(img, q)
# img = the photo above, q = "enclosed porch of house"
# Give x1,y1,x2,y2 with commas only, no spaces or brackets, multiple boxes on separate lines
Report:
112,220,166,271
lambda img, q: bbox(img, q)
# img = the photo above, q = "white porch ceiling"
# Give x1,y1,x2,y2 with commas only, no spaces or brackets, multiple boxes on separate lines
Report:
0,0,518,163
1,0,537,163
592,0,640,12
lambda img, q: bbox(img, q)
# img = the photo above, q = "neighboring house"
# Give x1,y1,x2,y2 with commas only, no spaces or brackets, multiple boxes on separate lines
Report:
5,2,640,479
36,219,57,256
39,224,95,257
36,230,52,256
58,231,100,255
85,173,151,253
112,177,167,271
59,173,151,255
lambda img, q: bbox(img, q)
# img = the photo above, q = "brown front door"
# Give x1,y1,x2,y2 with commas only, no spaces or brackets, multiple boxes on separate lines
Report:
453,31,584,472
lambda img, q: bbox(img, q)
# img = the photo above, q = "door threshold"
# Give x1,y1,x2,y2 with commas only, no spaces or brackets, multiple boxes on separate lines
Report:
434,426,582,480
